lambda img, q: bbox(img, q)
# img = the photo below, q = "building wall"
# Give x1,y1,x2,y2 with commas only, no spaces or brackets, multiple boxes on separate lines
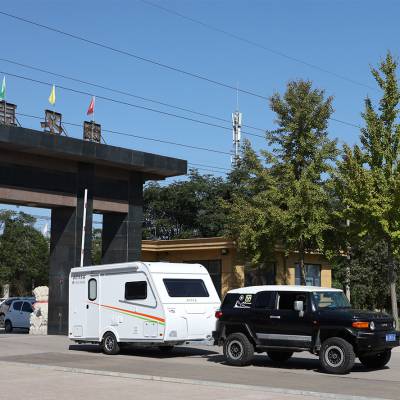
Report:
141,238,331,297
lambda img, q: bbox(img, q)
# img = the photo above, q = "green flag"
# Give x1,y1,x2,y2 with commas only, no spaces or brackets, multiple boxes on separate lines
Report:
0,77,5,100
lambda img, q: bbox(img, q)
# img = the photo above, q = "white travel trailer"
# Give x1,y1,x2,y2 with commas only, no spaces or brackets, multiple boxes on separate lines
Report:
69,261,220,354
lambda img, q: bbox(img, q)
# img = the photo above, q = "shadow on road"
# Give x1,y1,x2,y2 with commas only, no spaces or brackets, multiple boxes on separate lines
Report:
203,352,386,374
69,343,219,359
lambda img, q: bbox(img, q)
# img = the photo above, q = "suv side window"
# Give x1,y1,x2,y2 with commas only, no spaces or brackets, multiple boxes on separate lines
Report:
277,292,308,311
254,291,275,309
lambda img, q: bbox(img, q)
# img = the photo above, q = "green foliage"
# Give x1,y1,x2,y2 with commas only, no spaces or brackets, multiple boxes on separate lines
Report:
225,140,278,265
225,80,337,282
0,210,49,296
335,52,400,317
143,169,230,240
92,228,102,265
331,239,394,311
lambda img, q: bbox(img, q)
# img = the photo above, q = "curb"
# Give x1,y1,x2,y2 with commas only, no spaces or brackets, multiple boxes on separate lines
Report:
0,361,388,400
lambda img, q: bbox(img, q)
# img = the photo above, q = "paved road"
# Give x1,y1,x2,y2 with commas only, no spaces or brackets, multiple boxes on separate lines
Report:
0,333,399,399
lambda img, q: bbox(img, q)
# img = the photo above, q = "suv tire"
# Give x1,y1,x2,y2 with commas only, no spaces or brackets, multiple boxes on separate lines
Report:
0,313,5,329
101,332,120,355
223,332,254,366
267,350,293,363
4,320,12,333
359,350,391,369
319,337,355,374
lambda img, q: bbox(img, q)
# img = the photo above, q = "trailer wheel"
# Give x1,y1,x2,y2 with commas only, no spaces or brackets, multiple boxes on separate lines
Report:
102,332,120,355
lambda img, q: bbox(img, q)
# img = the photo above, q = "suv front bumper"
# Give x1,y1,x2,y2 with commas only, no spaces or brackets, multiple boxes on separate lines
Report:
356,330,400,353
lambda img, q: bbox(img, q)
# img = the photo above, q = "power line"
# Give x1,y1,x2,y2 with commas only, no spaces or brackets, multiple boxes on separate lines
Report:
188,166,228,175
138,0,377,92
0,9,376,116
2,69,362,130
0,10,269,101
16,112,232,156
2,70,267,138
189,162,230,172
0,57,266,134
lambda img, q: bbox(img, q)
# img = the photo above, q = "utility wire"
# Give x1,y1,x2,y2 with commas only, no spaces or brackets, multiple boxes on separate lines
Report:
0,10,269,101
138,0,377,92
16,112,232,156
189,162,230,171
0,57,266,134
3,70,268,138
2,69,362,130
0,10,376,113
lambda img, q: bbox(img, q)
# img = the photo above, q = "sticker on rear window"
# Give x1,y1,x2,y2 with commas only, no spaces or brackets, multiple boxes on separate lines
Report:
234,294,253,308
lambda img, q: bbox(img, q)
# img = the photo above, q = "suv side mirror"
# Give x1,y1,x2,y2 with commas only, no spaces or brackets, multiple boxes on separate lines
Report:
294,301,304,312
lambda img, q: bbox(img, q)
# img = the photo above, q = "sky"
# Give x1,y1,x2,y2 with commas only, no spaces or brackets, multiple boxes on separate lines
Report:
1,0,399,223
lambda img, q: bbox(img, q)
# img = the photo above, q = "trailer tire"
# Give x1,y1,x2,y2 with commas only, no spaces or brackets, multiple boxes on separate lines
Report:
102,332,120,355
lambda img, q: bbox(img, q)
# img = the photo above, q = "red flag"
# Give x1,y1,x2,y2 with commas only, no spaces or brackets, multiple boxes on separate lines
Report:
87,96,95,115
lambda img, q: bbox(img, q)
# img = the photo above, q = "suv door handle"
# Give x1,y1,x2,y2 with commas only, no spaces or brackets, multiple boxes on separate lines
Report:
270,315,280,319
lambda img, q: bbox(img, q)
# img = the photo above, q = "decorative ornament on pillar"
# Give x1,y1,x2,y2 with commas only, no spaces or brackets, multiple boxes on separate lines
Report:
41,110,63,135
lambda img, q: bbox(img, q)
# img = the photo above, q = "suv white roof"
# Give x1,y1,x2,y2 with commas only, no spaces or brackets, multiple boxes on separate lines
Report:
228,285,343,294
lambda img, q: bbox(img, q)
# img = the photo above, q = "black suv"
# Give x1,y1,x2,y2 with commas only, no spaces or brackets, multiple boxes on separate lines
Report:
213,286,399,374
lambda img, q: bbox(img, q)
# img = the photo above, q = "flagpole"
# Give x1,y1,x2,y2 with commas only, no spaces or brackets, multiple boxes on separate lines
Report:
3,78,6,125
89,96,95,140
80,188,88,267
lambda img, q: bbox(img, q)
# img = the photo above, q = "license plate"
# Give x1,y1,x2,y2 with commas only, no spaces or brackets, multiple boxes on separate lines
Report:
386,333,396,342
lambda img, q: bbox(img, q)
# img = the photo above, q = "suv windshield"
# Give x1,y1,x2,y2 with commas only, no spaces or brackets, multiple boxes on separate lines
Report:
312,291,351,310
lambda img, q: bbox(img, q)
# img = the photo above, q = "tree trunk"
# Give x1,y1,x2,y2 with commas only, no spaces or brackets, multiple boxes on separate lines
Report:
387,241,398,326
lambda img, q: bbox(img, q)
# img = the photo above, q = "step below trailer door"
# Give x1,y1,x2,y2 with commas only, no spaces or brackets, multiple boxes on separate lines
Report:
85,275,100,340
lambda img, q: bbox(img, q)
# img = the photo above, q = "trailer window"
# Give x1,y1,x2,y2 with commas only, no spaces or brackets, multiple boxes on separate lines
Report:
163,279,209,297
88,279,97,301
125,281,147,300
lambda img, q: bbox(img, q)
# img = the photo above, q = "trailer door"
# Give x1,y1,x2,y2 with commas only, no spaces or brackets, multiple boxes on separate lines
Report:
86,275,100,339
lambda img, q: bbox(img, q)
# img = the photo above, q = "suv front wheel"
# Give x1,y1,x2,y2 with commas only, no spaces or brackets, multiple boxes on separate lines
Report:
319,337,355,374
223,332,254,366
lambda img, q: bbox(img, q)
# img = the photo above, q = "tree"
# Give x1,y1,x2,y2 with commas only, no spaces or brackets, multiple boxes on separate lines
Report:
337,53,400,321
143,169,230,240
0,211,49,296
225,80,337,283
331,238,392,310
92,228,102,265
268,80,338,283
225,140,279,267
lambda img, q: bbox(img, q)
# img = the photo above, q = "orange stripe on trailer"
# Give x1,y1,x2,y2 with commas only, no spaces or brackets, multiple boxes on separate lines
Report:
90,302,165,324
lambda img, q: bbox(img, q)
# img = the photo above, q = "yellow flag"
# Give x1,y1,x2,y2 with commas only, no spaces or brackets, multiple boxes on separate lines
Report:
48,85,56,105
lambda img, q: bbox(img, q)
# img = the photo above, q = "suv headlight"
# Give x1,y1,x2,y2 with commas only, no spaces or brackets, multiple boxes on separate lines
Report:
369,321,375,331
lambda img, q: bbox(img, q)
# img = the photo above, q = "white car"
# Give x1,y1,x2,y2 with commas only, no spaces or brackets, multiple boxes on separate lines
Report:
4,299,34,333
0,297,35,329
